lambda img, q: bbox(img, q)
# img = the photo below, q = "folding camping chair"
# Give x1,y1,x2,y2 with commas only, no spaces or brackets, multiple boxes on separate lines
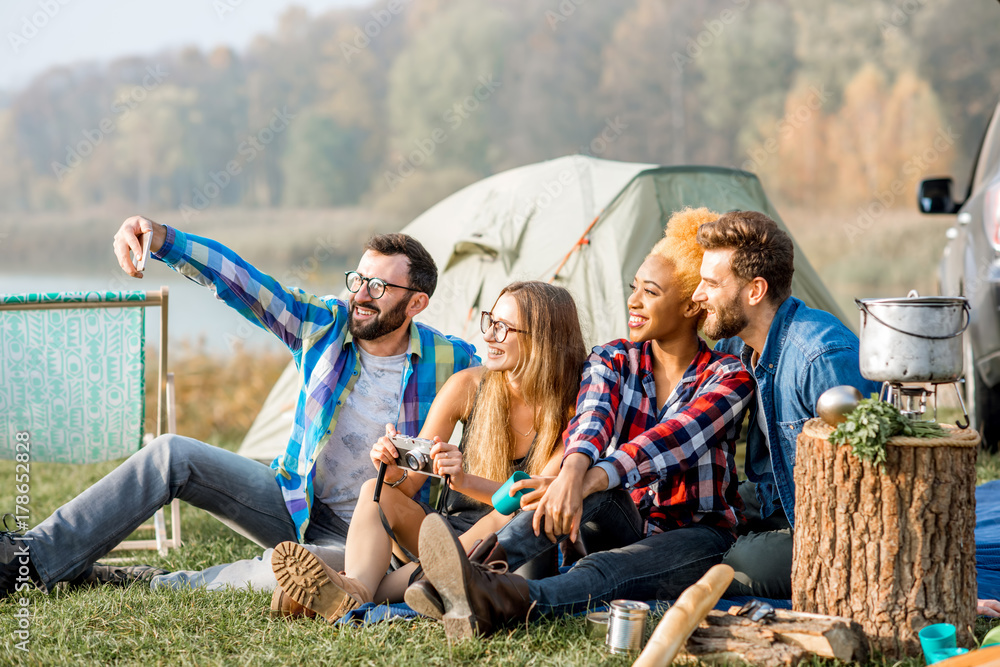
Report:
0,287,181,555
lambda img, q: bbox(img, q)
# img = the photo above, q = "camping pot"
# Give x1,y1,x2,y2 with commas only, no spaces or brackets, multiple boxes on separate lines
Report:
856,291,969,383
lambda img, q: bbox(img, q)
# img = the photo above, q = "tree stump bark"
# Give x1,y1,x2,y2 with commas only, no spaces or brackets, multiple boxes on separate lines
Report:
792,419,979,658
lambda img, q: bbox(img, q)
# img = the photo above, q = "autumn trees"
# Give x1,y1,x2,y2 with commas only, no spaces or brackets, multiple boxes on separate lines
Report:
0,0,991,220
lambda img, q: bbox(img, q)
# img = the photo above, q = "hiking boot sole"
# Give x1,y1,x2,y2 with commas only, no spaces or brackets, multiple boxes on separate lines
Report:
271,542,349,624
418,514,477,639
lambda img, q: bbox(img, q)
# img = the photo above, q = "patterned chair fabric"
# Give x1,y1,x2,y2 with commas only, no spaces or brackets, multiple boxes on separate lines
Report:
0,291,147,463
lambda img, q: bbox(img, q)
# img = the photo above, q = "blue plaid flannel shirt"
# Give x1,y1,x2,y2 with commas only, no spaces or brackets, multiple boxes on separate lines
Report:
154,226,479,540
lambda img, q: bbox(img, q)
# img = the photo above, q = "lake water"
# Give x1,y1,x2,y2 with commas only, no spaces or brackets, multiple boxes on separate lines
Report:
0,270,294,355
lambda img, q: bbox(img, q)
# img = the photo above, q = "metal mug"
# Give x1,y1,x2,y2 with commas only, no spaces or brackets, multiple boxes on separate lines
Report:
606,600,649,654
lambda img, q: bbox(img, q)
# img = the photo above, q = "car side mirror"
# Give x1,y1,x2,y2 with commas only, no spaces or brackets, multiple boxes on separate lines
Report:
918,177,959,214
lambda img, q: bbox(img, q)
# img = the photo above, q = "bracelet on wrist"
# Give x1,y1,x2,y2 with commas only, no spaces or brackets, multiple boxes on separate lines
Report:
387,468,408,488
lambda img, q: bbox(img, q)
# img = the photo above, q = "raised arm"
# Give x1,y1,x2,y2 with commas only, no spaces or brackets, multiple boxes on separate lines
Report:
112,215,339,351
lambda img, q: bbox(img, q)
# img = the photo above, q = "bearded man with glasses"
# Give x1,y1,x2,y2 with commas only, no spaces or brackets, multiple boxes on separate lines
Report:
0,216,479,606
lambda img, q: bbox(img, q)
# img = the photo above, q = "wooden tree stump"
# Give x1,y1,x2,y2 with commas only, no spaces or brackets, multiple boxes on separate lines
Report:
792,418,979,658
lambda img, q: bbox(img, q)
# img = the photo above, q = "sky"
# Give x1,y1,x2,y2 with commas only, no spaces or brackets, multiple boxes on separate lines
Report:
1,0,368,93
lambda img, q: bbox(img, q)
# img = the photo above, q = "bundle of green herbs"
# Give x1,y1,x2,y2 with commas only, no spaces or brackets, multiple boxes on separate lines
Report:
828,395,946,469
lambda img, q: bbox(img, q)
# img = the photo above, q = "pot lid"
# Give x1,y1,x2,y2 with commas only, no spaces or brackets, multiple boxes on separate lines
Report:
858,296,968,308
857,290,968,309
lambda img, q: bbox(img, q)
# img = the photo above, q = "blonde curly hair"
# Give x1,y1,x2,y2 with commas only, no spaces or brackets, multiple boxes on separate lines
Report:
648,206,720,300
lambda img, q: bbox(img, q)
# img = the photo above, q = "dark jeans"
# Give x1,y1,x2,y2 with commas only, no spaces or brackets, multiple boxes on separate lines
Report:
495,489,645,573
528,523,735,615
721,480,793,598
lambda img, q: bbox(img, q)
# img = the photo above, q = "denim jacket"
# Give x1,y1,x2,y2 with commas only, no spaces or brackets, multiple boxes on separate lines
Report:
715,297,880,527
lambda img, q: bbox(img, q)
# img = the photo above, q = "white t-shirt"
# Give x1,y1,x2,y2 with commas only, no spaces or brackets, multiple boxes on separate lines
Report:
313,348,407,522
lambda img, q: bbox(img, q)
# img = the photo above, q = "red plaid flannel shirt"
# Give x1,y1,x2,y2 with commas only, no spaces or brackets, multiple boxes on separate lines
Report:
563,339,753,536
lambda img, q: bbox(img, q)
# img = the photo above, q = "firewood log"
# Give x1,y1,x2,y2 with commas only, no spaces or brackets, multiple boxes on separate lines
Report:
631,564,734,667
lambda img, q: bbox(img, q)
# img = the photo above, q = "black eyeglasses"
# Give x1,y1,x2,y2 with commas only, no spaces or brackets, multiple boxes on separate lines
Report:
480,311,528,343
345,271,420,300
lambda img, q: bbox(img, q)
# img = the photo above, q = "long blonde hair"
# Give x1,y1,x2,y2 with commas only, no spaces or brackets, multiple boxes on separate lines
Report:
463,281,586,483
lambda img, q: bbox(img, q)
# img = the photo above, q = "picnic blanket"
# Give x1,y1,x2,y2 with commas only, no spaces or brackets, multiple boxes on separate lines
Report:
977,480,1000,601
336,596,792,626
336,481,1000,625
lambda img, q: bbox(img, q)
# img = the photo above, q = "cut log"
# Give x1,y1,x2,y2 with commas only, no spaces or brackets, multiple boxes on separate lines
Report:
632,564,733,667
792,419,979,658
680,608,868,667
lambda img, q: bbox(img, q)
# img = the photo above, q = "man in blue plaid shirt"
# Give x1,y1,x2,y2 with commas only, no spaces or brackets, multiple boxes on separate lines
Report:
413,208,754,639
0,216,478,603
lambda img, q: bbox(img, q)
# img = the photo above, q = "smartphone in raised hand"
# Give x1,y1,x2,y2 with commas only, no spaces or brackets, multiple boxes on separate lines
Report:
134,231,153,272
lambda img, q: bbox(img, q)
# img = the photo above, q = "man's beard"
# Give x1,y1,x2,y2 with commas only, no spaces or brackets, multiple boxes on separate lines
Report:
702,292,750,340
348,296,410,340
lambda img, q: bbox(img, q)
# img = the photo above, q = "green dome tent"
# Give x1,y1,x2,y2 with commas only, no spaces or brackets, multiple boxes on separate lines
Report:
237,156,845,461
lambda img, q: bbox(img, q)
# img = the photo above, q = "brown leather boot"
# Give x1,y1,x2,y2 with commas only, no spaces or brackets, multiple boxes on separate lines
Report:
271,542,373,624
404,533,508,621
269,586,317,620
417,514,530,639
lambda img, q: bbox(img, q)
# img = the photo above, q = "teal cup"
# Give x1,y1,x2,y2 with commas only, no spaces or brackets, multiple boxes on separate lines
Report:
919,623,968,665
492,471,531,515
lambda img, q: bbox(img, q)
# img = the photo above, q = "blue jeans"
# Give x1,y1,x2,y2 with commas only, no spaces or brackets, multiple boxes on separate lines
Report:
721,481,792,599
496,489,645,572
26,434,349,592
528,523,735,615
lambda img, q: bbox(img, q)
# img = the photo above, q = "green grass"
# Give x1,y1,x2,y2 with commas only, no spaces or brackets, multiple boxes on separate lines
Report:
2,445,1000,665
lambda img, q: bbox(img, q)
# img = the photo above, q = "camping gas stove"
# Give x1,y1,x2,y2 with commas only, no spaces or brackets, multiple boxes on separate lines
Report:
856,291,971,428
879,381,969,427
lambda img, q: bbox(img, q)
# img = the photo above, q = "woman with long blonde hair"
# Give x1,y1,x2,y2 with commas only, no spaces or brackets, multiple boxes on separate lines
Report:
268,280,585,622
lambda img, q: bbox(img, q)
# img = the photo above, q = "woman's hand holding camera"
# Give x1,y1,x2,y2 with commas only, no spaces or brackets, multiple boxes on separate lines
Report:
370,423,404,483
430,439,465,488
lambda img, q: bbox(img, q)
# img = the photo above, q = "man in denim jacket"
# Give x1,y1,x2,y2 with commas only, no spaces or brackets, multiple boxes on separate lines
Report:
692,210,879,598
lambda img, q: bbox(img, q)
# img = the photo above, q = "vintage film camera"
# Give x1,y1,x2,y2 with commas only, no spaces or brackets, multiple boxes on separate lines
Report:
390,434,443,478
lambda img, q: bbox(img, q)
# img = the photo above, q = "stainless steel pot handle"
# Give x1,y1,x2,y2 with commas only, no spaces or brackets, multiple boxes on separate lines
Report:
855,299,971,341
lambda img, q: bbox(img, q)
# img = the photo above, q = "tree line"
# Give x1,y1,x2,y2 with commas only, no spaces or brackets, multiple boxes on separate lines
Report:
2,0,996,220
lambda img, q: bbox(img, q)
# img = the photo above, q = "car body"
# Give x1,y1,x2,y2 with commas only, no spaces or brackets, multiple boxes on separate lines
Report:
921,98,1000,450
